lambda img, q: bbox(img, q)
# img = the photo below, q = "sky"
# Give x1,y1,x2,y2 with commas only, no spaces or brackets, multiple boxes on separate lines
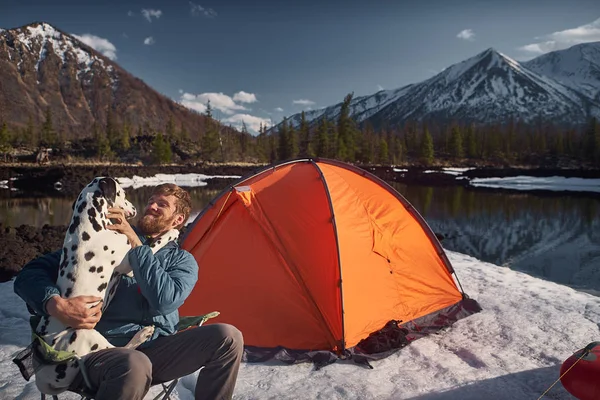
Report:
1,0,600,133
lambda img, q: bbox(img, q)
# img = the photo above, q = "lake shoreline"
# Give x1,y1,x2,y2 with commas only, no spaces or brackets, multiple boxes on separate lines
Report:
2,163,600,198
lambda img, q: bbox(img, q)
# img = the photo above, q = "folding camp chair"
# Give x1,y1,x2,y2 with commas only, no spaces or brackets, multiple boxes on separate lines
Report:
14,312,220,400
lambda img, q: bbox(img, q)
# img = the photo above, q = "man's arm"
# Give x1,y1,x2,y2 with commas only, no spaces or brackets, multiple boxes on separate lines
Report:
13,250,62,316
14,250,104,328
128,246,198,316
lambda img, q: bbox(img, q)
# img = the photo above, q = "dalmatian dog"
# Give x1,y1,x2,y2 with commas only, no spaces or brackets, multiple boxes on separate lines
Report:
33,177,179,395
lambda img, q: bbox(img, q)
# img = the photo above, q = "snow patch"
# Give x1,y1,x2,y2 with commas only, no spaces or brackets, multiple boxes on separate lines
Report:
115,173,241,189
470,175,600,193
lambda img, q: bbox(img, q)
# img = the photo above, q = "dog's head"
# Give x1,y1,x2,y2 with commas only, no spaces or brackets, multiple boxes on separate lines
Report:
75,177,137,219
97,177,137,218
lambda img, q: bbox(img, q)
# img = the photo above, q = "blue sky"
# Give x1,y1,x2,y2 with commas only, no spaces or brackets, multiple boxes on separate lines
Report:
1,0,600,133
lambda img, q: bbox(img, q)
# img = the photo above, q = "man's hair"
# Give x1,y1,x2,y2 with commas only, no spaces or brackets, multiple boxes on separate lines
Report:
152,183,192,230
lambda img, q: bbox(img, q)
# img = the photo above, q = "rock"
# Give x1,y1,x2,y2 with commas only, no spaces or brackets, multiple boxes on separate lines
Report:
0,224,66,282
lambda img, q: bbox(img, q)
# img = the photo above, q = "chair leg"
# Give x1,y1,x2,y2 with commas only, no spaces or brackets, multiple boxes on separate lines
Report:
162,379,178,400
150,378,179,400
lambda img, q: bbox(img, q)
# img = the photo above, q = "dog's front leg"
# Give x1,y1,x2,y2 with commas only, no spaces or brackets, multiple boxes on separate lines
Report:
123,326,155,349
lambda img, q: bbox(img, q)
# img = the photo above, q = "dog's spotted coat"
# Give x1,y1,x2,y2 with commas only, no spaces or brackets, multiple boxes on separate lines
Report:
34,177,179,395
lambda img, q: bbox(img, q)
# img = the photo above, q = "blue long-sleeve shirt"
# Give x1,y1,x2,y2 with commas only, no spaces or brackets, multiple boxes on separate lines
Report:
13,234,198,347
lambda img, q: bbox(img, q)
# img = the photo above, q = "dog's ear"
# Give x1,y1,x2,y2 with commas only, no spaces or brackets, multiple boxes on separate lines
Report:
98,177,117,204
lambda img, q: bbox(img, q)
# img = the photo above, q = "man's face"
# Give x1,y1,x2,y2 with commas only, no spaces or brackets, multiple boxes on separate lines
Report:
138,194,182,236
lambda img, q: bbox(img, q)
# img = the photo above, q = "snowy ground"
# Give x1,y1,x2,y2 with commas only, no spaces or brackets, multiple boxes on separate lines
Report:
1,251,598,399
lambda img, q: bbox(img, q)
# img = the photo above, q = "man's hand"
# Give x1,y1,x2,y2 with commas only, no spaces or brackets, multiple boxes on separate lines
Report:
107,207,142,248
46,295,103,329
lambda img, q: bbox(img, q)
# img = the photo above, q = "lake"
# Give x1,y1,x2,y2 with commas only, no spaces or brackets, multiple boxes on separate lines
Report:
1,177,599,296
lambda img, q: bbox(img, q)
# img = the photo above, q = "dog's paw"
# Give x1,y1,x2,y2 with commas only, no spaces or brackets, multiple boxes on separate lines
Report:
124,326,155,350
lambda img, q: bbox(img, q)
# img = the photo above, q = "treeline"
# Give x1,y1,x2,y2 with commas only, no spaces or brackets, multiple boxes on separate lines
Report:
254,93,600,167
1,93,600,167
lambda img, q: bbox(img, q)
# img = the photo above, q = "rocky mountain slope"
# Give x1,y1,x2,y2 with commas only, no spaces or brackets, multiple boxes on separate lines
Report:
0,22,209,139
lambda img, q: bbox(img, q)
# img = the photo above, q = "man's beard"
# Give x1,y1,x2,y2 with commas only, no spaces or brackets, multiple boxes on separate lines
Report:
138,213,175,236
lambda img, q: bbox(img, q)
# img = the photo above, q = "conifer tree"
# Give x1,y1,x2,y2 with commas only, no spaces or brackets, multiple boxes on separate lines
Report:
315,118,329,158
298,111,312,157
277,118,290,160
287,124,299,159
240,121,250,158
106,108,118,148
378,137,389,165
328,125,339,159
337,93,357,161
166,116,178,143
393,135,404,164
0,122,11,155
179,122,190,143
120,122,131,151
584,117,599,163
464,124,477,159
94,122,113,160
202,103,220,161
449,126,464,158
269,133,277,163
152,132,172,164
420,128,434,165
40,107,56,147
255,123,269,163
25,115,37,148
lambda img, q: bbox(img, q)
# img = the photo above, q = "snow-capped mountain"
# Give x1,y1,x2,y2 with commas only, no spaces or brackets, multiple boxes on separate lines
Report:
523,42,600,103
0,22,208,138
281,43,600,130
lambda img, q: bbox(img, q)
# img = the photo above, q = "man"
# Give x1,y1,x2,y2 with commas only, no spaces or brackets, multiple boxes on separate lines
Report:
14,183,243,400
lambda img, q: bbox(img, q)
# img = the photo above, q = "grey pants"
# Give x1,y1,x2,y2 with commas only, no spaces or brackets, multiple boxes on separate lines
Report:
70,323,244,400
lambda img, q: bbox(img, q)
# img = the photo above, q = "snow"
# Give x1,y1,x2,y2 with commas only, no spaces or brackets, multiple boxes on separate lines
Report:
470,176,600,193
115,173,241,189
523,42,600,100
1,251,597,399
11,22,109,81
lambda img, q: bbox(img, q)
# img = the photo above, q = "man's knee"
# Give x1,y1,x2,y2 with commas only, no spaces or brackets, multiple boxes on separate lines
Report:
106,349,152,384
206,323,244,352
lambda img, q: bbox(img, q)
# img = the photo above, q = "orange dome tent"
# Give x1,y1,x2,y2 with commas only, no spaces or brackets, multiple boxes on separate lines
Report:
179,159,480,366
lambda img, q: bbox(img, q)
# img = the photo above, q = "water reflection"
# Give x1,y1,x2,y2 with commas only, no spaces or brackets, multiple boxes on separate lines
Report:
1,182,599,294
389,183,600,294
0,186,222,228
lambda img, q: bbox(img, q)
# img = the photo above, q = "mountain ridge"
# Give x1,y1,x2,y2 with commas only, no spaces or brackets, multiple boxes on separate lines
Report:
281,43,600,131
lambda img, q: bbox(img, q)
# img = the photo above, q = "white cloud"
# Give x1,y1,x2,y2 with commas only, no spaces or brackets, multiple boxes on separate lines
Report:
457,29,475,41
274,107,284,112
178,92,248,115
293,99,315,106
143,36,155,45
189,2,217,18
178,91,270,134
72,34,117,60
377,84,384,91
518,17,600,54
127,10,134,17
224,114,272,134
233,91,257,103
141,8,162,22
